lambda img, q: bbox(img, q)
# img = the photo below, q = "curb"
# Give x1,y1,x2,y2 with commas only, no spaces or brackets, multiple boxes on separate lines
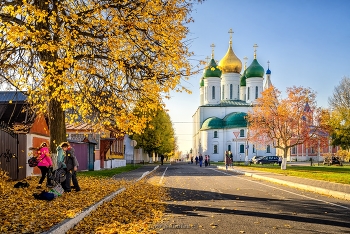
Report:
45,165,159,234
217,166,350,201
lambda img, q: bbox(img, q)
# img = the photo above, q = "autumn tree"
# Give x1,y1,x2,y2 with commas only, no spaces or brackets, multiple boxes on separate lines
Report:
328,77,350,150
131,106,176,160
247,86,328,169
0,0,201,152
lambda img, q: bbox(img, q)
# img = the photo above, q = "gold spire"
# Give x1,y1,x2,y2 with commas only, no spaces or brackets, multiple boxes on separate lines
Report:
210,43,215,59
253,44,258,59
228,28,233,46
243,56,248,70
218,29,242,74
205,56,210,65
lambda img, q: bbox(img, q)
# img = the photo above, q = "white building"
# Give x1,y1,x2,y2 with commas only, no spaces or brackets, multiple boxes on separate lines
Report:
192,33,275,162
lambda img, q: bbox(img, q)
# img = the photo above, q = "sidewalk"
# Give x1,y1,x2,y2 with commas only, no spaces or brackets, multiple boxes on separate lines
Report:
112,164,160,181
217,166,350,201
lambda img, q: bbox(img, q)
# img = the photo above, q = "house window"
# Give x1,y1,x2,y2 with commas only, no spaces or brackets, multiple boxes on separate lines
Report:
240,144,245,153
240,129,244,137
230,84,233,99
222,85,224,99
212,86,215,99
291,146,296,154
214,131,218,138
228,145,231,152
247,87,250,100
214,145,218,154
70,133,85,141
310,147,315,154
255,86,258,99
253,144,255,153
266,145,271,153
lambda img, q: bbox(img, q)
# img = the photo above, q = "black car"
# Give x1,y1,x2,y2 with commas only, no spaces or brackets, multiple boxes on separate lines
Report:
250,156,263,164
256,156,279,165
323,157,342,166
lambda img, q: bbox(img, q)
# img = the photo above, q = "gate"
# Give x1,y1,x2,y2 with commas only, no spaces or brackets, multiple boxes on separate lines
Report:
0,121,19,180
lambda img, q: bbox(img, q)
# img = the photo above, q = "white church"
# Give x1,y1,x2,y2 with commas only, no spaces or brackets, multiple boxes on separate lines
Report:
192,31,276,162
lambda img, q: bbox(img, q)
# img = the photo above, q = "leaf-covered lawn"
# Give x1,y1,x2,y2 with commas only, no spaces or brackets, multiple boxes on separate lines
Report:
0,175,129,233
69,180,168,234
0,168,168,234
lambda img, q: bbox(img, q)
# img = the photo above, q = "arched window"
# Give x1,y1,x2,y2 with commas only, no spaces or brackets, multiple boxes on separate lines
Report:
228,145,231,152
214,145,218,154
247,87,250,100
212,86,215,99
240,129,245,137
222,85,224,99
266,145,271,153
230,84,233,99
240,144,245,153
214,131,218,138
237,85,240,99
255,86,258,99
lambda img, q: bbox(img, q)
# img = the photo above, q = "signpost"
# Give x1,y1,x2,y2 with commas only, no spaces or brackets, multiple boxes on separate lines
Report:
130,140,137,167
233,132,240,163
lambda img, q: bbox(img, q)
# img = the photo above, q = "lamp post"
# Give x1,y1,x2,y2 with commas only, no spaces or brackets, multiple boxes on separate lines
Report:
130,140,137,167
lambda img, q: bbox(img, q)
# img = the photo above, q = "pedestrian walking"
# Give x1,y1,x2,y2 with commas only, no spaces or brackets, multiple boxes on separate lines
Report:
225,151,231,170
204,155,208,167
59,142,81,192
278,156,282,166
36,142,53,189
199,154,203,167
195,156,199,165
191,157,193,164
208,155,211,166
160,154,164,165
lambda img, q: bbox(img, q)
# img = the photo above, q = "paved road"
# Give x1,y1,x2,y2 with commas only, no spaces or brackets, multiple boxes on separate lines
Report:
150,163,350,234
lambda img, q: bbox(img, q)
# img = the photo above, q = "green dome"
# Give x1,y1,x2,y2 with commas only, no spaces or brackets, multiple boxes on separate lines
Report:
240,70,247,86
203,58,222,78
245,59,264,78
223,112,247,128
200,77,204,87
201,117,223,130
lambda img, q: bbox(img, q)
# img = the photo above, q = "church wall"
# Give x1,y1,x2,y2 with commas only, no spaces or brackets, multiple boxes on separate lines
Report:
221,73,241,100
204,77,221,105
246,77,264,103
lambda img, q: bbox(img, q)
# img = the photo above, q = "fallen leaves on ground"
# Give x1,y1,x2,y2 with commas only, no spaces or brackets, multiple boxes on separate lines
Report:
0,174,129,233
69,180,168,234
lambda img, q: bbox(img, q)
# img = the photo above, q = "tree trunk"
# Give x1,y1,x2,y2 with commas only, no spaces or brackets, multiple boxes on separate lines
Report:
281,148,288,170
49,99,67,154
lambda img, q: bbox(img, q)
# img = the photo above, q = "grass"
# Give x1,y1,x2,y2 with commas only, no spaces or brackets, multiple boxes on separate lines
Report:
78,164,142,178
210,161,350,184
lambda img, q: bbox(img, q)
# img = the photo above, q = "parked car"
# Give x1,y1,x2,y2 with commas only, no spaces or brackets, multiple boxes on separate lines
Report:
323,157,342,166
256,156,279,165
250,156,263,164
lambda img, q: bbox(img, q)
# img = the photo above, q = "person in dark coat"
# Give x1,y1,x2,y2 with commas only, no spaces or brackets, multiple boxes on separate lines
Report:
61,142,81,192
160,154,164,165
199,155,203,167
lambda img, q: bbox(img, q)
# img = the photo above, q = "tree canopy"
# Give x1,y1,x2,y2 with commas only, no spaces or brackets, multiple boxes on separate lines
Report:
328,77,350,150
131,106,175,157
247,86,328,166
0,0,201,151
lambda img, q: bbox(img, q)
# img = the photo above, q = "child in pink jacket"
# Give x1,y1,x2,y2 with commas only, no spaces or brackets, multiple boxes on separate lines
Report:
36,142,53,189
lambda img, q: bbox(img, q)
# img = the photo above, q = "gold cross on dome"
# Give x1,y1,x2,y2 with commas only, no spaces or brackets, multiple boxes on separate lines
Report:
210,43,215,59
253,44,258,59
228,28,234,44
205,56,210,64
243,56,248,70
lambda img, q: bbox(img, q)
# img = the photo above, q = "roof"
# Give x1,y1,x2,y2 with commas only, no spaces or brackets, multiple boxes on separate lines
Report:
0,91,27,103
201,100,251,107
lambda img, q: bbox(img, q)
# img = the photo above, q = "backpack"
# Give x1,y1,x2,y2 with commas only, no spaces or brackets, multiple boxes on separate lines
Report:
28,157,38,167
49,167,66,184
33,191,55,201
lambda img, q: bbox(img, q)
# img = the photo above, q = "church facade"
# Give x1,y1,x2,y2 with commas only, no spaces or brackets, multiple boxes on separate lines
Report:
192,32,276,162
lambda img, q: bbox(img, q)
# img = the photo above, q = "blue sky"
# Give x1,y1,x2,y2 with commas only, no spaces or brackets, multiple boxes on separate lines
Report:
165,0,350,154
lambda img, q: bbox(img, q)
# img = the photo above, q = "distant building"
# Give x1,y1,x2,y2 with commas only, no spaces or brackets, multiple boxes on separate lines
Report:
192,31,275,162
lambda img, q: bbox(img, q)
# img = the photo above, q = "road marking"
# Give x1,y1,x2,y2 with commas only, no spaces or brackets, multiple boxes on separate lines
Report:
211,168,350,210
159,166,168,184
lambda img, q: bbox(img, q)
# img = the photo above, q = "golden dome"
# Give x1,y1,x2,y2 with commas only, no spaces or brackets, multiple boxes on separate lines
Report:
218,42,242,74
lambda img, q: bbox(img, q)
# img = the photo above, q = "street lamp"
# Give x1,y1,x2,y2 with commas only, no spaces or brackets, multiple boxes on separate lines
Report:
130,140,137,167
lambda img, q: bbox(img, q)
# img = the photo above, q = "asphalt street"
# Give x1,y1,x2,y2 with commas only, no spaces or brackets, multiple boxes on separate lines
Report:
149,163,350,234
